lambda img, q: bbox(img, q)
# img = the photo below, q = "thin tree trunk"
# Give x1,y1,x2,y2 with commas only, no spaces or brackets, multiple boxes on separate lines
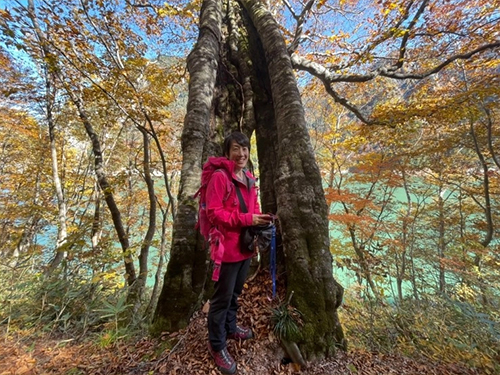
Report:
148,123,176,220
484,107,500,169
128,127,157,319
470,119,494,249
348,229,380,298
25,0,68,276
13,155,44,265
397,168,411,301
91,185,102,253
437,180,446,294
469,117,493,305
72,92,137,285
26,0,137,285
144,201,170,322
45,84,69,275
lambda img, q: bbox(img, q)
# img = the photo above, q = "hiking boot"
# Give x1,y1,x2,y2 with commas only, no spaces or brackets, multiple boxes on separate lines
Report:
227,325,253,341
208,343,237,374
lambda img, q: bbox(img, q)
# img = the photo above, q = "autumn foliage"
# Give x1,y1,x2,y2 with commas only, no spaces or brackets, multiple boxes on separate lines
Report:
0,0,499,374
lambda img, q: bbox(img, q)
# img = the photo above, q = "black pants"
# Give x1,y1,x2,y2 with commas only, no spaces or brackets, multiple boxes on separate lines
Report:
208,258,251,351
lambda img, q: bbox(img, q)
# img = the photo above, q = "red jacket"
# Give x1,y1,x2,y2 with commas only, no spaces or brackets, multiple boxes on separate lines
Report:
205,156,261,263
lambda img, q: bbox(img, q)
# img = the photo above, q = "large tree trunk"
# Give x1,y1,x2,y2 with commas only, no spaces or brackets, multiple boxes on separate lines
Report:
239,0,345,360
153,0,346,360
225,0,281,267
152,0,222,334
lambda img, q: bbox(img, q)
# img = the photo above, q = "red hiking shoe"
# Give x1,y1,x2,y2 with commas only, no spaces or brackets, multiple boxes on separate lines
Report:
227,325,253,340
208,343,237,374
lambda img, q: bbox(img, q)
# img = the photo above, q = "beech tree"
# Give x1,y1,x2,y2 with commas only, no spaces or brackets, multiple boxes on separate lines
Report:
1,0,497,362
153,0,499,360
153,0,346,360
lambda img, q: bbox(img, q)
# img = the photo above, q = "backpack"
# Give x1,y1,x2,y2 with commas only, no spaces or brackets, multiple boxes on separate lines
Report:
193,161,232,242
193,160,233,281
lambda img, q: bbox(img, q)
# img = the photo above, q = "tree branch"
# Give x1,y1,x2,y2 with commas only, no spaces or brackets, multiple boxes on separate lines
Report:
286,0,316,54
381,42,500,79
390,0,430,71
322,82,378,125
291,41,500,124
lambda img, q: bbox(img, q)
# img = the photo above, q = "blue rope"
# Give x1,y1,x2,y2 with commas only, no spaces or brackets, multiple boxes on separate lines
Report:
270,224,276,298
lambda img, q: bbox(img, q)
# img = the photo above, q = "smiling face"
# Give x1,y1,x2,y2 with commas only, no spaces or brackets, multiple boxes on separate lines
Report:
226,140,249,172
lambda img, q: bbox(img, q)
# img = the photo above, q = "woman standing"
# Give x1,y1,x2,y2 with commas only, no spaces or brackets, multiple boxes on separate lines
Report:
205,132,272,374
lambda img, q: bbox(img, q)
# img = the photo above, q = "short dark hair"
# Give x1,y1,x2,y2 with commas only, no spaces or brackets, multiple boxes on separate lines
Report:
223,132,250,156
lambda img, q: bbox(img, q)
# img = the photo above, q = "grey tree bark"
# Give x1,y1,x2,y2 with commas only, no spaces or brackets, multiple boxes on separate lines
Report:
127,127,156,320
26,0,138,287
25,0,69,276
152,0,222,333
239,0,345,359
153,0,345,360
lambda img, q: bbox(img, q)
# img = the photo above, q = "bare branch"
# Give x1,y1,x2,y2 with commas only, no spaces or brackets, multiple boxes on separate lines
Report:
292,41,500,124
286,0,316,54
390,0,430,71
322,82,377,125
282,0,298,19
291,53,375,82
484,107,500,170
124,0,157,11
342,0,419,69
79,0,125,70
381,42,500,79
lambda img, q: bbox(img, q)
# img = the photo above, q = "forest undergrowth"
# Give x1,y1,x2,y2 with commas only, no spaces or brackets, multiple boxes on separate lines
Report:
1,267,499,375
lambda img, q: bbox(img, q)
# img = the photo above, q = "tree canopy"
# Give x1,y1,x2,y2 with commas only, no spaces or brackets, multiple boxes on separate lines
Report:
0,0,499,373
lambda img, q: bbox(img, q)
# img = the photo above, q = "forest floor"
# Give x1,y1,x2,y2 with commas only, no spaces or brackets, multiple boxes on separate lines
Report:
0,271,480,375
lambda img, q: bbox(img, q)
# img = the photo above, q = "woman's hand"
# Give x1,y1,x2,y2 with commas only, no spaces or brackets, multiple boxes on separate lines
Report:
252,214,273,226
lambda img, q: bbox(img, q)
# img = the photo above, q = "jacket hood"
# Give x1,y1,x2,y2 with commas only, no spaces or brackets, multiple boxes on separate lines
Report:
205,156,236,174
205,156,256,187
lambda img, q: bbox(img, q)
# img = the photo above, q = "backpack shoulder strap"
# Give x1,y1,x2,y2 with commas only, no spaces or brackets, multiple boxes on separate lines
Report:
234,184,248,213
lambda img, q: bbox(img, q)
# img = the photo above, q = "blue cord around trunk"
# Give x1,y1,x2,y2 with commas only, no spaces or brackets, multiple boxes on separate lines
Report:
270,224,276,298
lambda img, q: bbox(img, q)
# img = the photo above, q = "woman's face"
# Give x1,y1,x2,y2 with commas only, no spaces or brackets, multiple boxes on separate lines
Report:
227,140,249,170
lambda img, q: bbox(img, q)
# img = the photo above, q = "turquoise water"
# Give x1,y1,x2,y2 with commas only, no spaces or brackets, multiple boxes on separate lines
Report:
325,173,497,300
30,168,497,301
